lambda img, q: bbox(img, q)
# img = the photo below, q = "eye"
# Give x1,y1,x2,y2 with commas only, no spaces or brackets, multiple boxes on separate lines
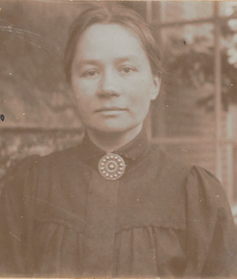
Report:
82,69,100,78
120,66,137,74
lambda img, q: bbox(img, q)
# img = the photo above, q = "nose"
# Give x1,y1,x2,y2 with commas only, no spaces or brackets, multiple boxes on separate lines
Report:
97,69,120,98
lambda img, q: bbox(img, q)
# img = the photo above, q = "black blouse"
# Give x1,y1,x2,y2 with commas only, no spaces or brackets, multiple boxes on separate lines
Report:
0,131,236,277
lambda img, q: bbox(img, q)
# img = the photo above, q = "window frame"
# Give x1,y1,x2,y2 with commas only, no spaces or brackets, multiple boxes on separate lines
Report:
146,1,237,205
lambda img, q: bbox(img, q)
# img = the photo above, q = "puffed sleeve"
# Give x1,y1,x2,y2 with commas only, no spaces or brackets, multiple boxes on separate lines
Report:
0,155,40,276
185,166,237,277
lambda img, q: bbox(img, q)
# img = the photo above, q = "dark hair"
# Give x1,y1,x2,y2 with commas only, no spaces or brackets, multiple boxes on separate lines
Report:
64,3,162,83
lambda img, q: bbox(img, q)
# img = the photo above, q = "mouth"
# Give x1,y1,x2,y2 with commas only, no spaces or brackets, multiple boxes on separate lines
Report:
95,107,126,113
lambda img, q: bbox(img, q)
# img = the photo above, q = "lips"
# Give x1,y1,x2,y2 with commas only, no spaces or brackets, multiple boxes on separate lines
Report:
95,107,126,113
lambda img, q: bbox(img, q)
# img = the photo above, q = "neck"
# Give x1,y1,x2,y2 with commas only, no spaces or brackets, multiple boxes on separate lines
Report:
87,124,143,153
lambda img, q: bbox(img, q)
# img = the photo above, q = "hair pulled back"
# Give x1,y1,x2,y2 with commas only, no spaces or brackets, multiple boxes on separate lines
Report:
64,3,162,83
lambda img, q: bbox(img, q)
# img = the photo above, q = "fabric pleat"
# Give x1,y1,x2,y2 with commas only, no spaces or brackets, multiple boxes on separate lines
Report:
0,132,236,277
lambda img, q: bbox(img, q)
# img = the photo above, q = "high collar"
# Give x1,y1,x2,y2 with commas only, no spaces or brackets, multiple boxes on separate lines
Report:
79,128,149,166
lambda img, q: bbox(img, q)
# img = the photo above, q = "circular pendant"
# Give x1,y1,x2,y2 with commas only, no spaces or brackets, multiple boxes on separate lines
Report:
98,153,126,180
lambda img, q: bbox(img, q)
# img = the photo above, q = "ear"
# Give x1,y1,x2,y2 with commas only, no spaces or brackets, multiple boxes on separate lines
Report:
150,76,161,101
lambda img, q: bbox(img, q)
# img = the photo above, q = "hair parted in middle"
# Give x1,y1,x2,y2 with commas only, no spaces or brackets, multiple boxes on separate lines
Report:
64,2,163,83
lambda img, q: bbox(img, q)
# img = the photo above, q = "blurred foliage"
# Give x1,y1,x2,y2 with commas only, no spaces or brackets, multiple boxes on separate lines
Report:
163,19,237,112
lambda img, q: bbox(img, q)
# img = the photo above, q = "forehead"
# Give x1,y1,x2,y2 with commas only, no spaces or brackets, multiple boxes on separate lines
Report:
73,23,147,62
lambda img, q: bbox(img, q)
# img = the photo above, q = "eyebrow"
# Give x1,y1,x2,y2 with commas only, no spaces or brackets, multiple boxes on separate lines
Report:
114,56,140,63
77,59,101,66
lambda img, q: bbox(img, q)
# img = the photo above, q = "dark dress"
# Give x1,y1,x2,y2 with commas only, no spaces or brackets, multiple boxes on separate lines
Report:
0,131,236,277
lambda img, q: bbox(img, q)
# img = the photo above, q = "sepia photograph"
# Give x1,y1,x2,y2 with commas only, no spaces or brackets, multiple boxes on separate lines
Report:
0,0,237,277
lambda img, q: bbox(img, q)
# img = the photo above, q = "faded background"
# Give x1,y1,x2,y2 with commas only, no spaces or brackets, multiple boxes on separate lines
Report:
1,1,237,220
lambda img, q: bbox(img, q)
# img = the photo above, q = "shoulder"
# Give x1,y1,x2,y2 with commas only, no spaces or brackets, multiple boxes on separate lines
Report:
150,147,234,233
0,154,41,203
149,145,228,206
1,154,40,193
148,144,192,185
38,144,82,169
1,145,82,197
185,165,230,215
4,145,80,176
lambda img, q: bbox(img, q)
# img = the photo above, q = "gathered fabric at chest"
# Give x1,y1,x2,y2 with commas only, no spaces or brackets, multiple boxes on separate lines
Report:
2,131,235,278
31,146,189,278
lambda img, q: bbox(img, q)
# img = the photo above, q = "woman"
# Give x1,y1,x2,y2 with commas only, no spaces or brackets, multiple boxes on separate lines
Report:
0,3,236,277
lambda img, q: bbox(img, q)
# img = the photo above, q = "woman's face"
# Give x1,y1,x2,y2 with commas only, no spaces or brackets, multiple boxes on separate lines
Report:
70,23,160,134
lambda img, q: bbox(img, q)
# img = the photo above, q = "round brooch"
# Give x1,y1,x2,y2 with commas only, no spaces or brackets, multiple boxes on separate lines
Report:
98,153,126,180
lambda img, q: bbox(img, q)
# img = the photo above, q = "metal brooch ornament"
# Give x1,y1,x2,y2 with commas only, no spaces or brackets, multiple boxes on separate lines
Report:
98,153,126,180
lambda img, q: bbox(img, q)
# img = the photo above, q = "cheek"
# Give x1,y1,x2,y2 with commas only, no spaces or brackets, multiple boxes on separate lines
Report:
129,94,151,121
72,81,95,105
129,79,153,104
